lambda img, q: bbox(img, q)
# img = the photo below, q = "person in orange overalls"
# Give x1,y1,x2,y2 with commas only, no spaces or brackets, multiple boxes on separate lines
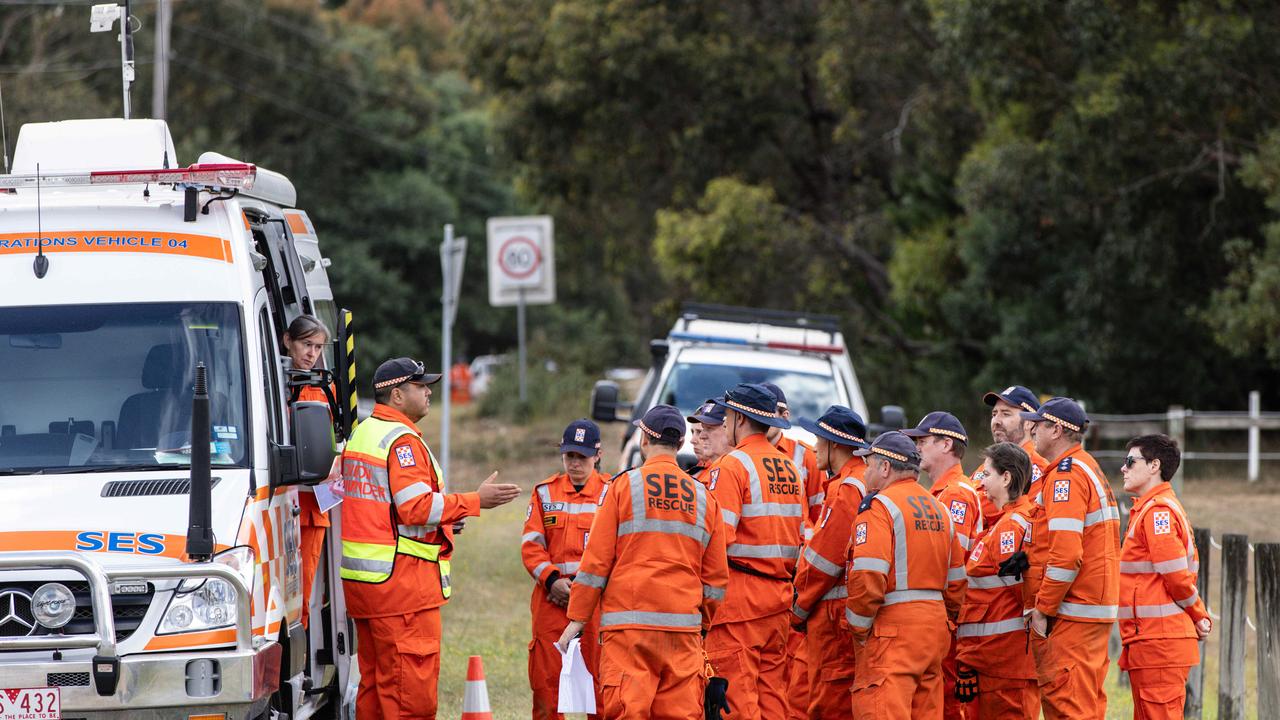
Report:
956,442,1040,719
688,399,731,484
904,411,982,720
558,405,729,720
704,383,806,720
523,419,609,719
1021,397,1120,720
790,405,870,719
974,386,1050,527
846,431,967,719
1118,434,1212,719
341,357,522,719
281,314,333,630
759,382,819,720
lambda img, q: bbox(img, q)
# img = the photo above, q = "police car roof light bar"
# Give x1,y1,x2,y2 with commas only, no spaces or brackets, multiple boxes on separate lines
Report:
667,331,843,355
0,162,257,191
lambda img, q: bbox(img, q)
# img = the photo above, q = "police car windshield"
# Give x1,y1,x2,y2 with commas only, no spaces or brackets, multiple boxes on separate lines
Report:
0,302,248,472
658,363,839,420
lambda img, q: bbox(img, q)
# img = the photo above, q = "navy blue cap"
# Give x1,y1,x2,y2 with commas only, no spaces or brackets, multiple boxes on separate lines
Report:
688,398,727,426
796,405,869,448
373,357,441,389
853,430,922,469
711,383,791,429
984,385,1040,413
760,382,787,408
901,411,968,445
1020,396,1089,433
560,419,602,456
634,404,686,444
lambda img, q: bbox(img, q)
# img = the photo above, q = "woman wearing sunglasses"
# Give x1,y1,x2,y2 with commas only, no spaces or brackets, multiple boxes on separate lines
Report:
1118,434,1211,720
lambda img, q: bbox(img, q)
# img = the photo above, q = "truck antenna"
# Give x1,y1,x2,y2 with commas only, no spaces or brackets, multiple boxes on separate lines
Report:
33,163,48,279
0,81,10,174
186,362,215,562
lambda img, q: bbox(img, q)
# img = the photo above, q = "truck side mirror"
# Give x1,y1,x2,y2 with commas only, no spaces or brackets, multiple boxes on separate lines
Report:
591,380,624,423
292,400,336,482
880,405,906,431
649,339,669,368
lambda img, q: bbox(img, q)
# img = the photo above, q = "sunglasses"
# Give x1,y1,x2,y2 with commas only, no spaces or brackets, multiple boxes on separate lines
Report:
1122,455,1146,469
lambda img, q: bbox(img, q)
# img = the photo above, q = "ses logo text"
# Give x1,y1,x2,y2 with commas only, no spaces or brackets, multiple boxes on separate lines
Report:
74,531,166,555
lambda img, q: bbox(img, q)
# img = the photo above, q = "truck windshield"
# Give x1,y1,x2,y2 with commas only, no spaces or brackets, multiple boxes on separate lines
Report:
0,302,247,473
658,362,840,420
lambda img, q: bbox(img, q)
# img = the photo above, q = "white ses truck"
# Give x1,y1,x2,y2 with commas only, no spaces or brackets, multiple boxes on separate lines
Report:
591,304,905,471
0,119,358,720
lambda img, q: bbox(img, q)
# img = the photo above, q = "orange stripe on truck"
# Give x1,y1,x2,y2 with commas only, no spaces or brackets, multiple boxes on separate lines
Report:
0,230,232,263
145,627,236,651
0,530,227,560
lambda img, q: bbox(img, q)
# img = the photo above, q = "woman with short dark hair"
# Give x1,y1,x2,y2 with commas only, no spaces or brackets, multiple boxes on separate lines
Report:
955,442,1039,718
1119,434,1210,720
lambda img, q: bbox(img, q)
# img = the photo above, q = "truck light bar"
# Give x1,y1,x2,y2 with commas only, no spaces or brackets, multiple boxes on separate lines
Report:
668,331,843,354
0,163,257,191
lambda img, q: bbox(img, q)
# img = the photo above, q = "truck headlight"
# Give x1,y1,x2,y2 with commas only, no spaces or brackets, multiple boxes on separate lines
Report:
31,583,75,629
159,546,254,635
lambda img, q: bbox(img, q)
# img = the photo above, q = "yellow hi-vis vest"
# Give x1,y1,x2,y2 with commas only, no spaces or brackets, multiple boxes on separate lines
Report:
338,416,451,597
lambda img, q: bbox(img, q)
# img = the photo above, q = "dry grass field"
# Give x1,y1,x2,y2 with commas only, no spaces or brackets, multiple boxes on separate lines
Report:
419,401,1272,718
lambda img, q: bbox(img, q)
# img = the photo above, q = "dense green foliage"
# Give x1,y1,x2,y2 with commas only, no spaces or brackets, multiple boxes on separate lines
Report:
3,0,1279,415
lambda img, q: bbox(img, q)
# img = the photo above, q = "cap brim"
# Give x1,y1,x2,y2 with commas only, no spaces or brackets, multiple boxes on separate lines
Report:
899,427,930,438
852,447,875,457
416,373,443,385
711,397,790,428
688,414,723,426
982,391,1007,407
560,444,598,456
1019,410,1046,422
797,417,869,448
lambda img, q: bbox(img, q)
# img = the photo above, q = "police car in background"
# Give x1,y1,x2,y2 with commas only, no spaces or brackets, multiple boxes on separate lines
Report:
591,303,904,471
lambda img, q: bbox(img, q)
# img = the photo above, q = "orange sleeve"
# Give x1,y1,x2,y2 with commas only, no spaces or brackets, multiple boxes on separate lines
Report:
940,483,983,553
567,475,622,623
946,520,967,621
846,504,892,641
710,458,746,549
387,436,480,529
521,488,555,584
804,448,825,523
794,479,861,620
1145,504,1209,624
1036,469,1086,617
701,492,729,629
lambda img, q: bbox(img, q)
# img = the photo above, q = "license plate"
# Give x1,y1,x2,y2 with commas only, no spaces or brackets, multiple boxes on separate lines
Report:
0,687,60,720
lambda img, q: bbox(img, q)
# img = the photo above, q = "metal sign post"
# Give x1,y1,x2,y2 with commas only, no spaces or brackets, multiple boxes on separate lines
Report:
439,224,466,487
487,216,555,405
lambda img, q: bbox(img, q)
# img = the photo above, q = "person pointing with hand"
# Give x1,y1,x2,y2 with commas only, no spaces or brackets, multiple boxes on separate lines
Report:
341,357,521,719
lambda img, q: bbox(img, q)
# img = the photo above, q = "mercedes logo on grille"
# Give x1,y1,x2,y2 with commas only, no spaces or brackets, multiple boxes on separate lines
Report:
0,589,36,636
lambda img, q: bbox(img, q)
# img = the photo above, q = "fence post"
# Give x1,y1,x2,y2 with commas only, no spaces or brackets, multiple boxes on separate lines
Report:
1168,405,1187,493
1185,527,1212,719
1220,534,1249,720
1249,391,1262,483
1257,543,1280,717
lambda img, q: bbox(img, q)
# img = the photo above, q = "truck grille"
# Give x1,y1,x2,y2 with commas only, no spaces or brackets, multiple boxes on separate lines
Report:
0,581,153,643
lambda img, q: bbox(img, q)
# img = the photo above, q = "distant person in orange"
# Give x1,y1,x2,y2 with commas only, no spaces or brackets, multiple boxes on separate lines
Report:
522,419,609,720
974,386,1050,526
956,442,1039,719
1021,397,1120,720
790,405,870,720
705,383,806,720
450,360,472,404
845,431,967,719
341,357,522,719
1119,434,1211,720
688,399,731,484
904,411,982,720
558,405,729,720
759,381,818,720
281,314,333,630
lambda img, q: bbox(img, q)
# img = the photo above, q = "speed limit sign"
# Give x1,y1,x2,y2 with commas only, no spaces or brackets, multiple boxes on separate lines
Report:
487,216,555,306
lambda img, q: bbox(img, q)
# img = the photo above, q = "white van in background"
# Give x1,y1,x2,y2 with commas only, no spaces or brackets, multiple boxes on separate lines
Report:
591,304,903,471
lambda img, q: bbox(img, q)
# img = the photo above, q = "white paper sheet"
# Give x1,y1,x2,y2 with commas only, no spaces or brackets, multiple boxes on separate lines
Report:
557,637,597,714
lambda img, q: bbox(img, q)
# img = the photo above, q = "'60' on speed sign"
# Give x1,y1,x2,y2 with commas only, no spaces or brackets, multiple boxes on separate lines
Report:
487,215,555,307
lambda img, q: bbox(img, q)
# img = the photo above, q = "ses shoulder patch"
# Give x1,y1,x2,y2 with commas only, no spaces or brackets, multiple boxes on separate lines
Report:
1057,457,1073,472
1053,479,1071,503
999,530,1016,555
969,542,984,564
950,500,968,526
597,486,609,506
820,507,833,529
855,522,868,545
1153,510,1172,535
708,468,720,490
526,504,532,521
1031,464,1043,482
395,445,416,468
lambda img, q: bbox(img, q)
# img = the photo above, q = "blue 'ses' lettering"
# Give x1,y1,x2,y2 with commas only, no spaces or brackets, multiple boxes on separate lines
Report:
75,531,167,555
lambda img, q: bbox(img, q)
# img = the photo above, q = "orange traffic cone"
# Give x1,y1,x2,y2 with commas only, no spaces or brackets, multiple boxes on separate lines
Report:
461,655,493,720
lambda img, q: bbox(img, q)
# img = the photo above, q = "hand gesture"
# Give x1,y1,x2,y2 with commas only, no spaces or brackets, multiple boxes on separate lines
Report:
549,577,572,607
477,471,521,508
